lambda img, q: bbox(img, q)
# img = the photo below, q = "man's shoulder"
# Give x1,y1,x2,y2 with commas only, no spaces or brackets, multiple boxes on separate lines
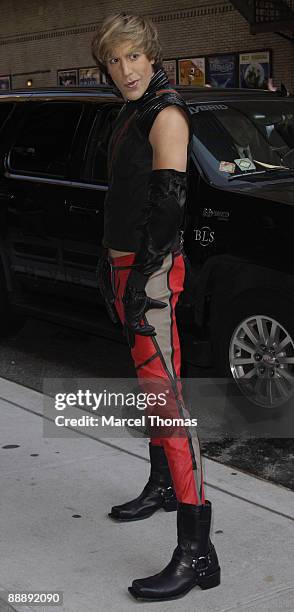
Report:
149,105,190,148
136,89,191,138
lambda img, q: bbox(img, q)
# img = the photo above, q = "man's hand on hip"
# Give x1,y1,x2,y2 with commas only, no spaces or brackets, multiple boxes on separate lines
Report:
122,284,167,348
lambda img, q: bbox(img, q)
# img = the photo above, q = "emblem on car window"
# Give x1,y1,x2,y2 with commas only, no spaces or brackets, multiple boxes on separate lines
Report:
234,158,256,172
219,161,236,173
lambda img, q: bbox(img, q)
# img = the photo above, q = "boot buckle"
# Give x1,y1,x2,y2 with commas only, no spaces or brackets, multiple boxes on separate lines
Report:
191,555,209,573
160,486,173,500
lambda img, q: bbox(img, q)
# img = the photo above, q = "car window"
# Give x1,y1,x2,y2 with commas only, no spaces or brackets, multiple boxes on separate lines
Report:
82,105,120,184
189,99,294,184
8,102,83,178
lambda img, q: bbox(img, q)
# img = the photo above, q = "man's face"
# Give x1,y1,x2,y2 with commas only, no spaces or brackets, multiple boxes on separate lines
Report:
106,41,155,101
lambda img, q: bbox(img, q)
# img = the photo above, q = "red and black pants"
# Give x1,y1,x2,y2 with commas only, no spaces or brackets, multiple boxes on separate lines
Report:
110,251,205,505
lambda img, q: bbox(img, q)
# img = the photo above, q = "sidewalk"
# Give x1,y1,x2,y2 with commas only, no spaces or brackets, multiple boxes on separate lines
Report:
0,376,293,612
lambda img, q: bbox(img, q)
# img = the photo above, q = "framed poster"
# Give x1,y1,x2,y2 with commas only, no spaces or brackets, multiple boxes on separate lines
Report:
207,54,238,88
79,67,100,86
239,50,271,89
57,69,78,87
162,60,177,85
178,58,205,86
0,75,11,90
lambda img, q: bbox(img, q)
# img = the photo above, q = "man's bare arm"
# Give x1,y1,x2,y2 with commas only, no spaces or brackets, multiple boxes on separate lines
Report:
123,106,190,342
149,106,190,171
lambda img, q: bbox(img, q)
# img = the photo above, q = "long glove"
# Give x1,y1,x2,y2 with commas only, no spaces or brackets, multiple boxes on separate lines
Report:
96,250,118,324
123,168,188,346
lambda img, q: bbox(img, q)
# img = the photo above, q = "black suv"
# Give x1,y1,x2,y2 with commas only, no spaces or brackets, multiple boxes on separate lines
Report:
1,85,294,409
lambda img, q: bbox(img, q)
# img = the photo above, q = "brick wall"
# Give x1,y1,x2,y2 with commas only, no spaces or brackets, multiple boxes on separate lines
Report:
0,0,293,91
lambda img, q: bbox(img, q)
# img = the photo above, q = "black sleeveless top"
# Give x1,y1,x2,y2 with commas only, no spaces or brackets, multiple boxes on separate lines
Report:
103,68,193,252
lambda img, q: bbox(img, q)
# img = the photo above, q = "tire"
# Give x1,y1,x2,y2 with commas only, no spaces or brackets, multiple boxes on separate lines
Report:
211,291,294,409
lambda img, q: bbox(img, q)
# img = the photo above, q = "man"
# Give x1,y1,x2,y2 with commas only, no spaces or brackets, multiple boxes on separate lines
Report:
267,77,290,96
92,13,220,601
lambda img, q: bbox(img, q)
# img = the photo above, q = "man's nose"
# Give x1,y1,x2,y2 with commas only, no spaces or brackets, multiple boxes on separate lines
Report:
120,59,133,78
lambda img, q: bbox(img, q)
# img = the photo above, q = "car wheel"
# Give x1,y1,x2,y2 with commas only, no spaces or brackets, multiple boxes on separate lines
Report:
211,292,294,409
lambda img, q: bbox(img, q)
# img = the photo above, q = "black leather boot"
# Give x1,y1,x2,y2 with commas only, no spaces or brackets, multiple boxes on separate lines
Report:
108,443,177,521
128,500,220,600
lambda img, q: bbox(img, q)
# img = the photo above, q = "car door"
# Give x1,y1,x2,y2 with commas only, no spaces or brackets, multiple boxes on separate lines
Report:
62,102,121,302
184,102,237,271
3,100,84,298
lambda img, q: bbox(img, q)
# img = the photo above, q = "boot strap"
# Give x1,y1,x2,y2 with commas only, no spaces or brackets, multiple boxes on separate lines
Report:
191,549,214,574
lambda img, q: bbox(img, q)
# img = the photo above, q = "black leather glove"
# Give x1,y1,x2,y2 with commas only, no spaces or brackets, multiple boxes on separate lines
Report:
122,169,188,347
127,169,188,290
96,251,118,324
122,284,167,348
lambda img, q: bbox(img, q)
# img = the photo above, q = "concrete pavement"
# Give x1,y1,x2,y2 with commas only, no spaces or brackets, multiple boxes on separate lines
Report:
0,376,293,612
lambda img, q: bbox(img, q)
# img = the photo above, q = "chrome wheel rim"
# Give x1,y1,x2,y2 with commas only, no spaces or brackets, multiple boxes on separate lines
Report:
229,314,294,407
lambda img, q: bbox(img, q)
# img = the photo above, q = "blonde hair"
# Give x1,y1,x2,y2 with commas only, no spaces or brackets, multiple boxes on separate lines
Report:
91,13,162,79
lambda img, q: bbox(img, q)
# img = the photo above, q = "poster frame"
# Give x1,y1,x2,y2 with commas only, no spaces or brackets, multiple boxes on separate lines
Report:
206,52,238,88
78,66,101,86
0,75,11,90
162,59,177,85
57,68,78,87
177,57,206,87
238,49,272,89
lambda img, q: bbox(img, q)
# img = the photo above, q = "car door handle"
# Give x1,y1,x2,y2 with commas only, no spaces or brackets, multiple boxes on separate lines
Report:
0,193,15,201
67,204,100,215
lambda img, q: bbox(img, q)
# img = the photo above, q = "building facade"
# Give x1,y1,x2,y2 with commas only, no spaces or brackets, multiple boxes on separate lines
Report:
0,0,293,91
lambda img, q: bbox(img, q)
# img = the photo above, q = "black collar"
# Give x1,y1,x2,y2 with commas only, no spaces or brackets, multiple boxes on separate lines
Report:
111,67,170,105
137,67,170,102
